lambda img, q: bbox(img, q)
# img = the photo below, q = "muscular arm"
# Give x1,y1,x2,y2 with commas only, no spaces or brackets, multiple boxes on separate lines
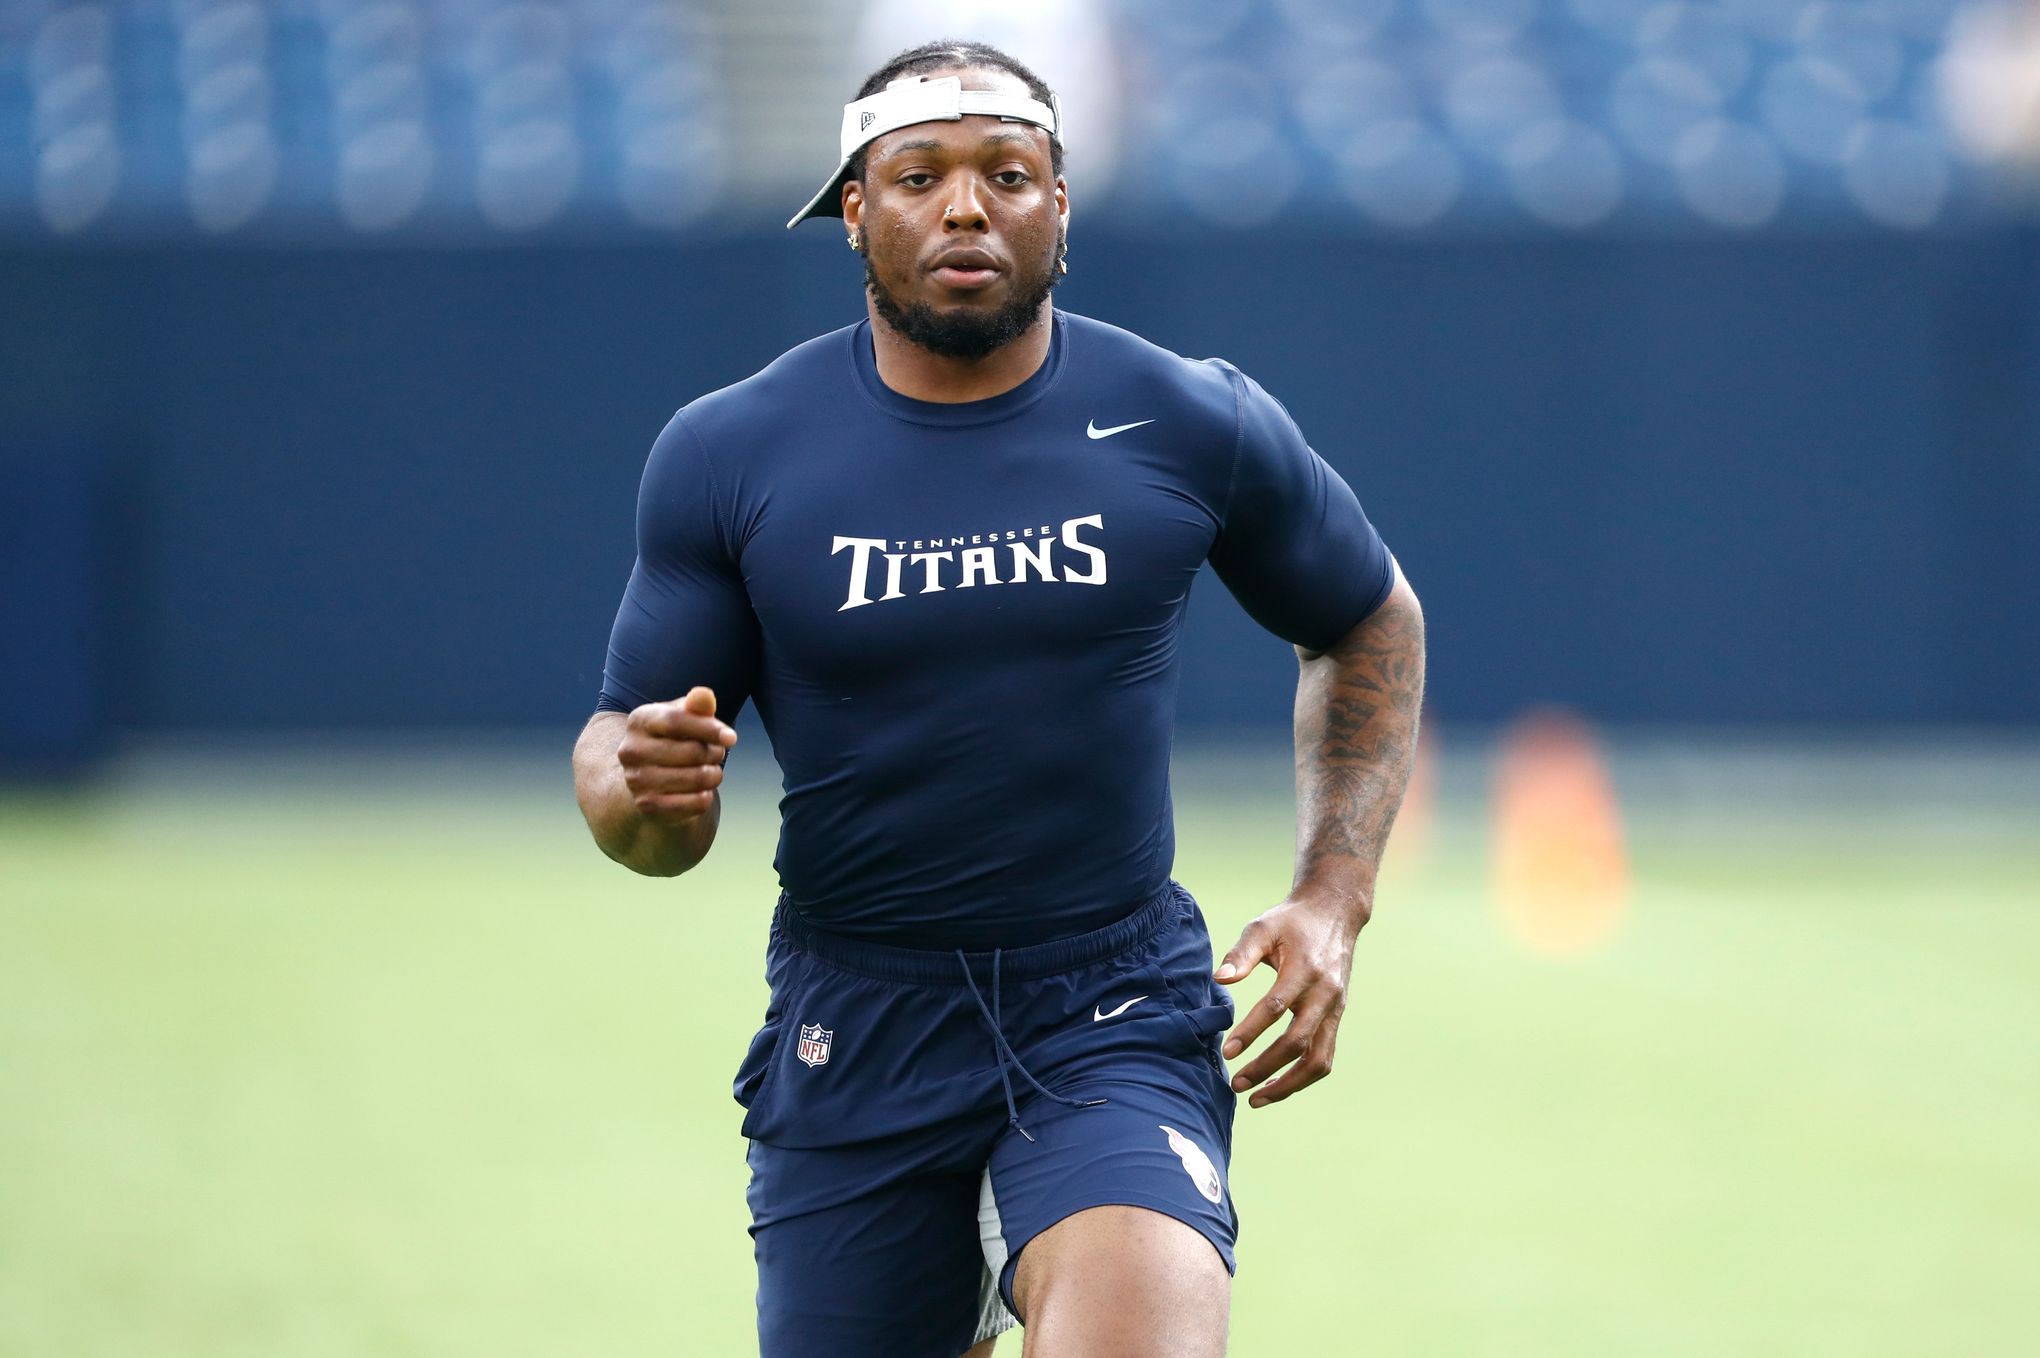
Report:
581,408,758,878
1290,557,1427,920
1215,559,1426,1106
572,690,735,877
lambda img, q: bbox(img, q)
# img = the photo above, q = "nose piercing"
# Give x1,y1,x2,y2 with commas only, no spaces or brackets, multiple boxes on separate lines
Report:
944,206,956,220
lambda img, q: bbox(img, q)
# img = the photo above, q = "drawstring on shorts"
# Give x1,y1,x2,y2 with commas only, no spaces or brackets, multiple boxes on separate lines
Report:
955,946,1106,1142
767,883,1178,1142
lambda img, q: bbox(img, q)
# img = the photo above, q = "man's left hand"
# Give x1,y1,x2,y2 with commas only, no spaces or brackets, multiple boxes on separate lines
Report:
1213,893,1368,1108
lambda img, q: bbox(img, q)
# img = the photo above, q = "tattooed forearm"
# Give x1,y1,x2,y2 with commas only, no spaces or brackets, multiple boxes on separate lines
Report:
1291,570,1426,918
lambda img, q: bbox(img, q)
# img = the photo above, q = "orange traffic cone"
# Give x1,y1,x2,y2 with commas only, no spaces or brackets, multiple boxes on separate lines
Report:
1491,708,1628,956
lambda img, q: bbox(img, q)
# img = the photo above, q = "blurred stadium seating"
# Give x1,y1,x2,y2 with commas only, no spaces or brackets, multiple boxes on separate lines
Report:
0,0,2016,238
1,0,731,236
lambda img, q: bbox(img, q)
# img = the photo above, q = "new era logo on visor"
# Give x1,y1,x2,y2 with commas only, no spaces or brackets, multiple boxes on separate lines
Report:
859,110,876,132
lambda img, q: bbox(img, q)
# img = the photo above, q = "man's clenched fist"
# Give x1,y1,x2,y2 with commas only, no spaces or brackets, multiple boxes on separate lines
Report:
619,686,739,823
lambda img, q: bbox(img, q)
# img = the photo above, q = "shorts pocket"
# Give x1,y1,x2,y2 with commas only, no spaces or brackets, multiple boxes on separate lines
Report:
1154,889,1235,1081
733,1019,781,1109
1170,1000,1233,1082
733,946,816,1118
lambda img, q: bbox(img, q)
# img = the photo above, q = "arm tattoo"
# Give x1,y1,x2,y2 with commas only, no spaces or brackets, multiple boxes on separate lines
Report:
1292,585,1427,910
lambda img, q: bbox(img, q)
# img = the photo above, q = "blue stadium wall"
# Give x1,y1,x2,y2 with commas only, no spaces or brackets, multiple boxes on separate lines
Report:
2,227,2035,742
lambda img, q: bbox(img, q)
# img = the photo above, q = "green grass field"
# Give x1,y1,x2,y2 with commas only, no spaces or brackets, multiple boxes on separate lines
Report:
3,750,2036,1356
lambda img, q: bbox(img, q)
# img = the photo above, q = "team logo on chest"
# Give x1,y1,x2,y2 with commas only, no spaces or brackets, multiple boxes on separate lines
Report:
797,1023,834,1068
831,513,1108,612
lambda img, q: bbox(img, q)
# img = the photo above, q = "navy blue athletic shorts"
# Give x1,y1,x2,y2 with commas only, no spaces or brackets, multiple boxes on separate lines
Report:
734,880,1239,1356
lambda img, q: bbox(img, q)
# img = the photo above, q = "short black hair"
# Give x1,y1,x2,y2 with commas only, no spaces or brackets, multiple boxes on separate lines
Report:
845,40,1065,186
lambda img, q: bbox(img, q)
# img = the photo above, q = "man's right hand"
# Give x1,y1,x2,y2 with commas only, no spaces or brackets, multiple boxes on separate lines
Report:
619,686,739,824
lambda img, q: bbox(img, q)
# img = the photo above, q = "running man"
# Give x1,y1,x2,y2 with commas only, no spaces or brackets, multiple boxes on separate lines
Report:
572,40,1425,1358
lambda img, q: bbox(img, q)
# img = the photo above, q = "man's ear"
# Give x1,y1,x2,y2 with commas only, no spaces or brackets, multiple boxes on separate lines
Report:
842,179,865,238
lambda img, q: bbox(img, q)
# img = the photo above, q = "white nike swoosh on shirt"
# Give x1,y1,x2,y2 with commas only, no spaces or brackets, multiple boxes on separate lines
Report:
1093,995,1148,1022
1087,419,1155,440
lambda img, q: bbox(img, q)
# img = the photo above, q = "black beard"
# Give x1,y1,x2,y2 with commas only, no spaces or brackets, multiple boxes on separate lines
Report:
864,247,1060,361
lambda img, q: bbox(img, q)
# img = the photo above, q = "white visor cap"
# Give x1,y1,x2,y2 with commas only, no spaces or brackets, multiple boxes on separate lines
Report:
787,74,1062,229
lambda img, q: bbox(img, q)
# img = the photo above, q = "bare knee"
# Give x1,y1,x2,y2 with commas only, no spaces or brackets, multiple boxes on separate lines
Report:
1012,1205,1229,1358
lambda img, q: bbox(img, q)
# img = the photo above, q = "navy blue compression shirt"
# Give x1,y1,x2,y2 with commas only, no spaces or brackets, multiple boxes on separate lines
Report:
597,310,1393,948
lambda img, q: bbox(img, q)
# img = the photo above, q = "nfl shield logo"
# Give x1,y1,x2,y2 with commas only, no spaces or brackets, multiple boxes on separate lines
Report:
797,1023,833,1068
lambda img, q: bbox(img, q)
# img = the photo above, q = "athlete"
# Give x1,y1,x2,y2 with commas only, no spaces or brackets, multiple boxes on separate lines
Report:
572,41,1425,1358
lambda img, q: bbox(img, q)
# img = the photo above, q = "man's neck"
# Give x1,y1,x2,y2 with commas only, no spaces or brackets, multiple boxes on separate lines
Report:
866,306,1054,404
